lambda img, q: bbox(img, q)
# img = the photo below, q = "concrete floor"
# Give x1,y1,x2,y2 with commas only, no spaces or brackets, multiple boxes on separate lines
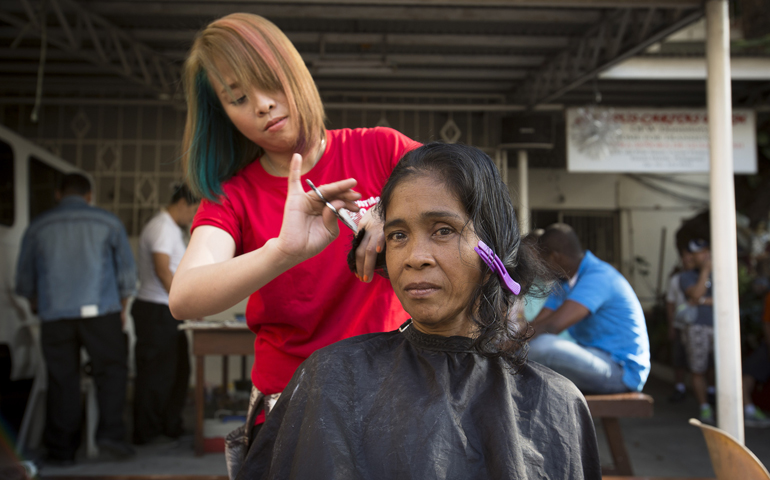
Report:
33,371,770,478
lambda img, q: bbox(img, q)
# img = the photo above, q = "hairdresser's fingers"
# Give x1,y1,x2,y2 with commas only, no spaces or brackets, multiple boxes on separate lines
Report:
286,153,304,197
355,211,384,282
361,232,383,283
320,202,340,238
354,227,374,280
316,179,361,211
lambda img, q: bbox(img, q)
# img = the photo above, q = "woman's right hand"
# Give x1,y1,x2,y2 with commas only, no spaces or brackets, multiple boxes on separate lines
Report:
273,153,361,263
170,154,361,320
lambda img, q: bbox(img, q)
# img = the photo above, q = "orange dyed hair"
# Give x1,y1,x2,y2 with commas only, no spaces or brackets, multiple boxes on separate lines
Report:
181,13,325,199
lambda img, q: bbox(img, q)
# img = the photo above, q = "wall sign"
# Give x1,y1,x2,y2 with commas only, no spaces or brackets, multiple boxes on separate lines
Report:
566,108,757,174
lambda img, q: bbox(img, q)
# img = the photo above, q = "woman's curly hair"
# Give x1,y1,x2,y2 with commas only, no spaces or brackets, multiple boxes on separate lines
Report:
376,142,552,371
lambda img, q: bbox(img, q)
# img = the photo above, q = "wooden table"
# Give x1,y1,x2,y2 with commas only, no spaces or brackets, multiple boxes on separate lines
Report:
181,322,254,456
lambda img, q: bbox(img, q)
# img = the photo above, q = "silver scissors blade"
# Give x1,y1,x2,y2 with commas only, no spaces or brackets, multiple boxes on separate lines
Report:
305,179,358,233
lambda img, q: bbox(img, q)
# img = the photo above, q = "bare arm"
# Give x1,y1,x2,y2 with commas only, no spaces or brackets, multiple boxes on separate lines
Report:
153,253,174,293
685,258,711,304
169,154,361,320
530,300,590,338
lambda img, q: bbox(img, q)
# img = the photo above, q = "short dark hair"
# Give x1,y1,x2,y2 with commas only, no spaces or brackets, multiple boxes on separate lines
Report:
539,223,583,260
377,142,551,371
59,173,91,196
170,183,199,205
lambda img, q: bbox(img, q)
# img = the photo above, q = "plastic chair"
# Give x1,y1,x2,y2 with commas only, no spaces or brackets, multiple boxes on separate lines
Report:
690,418,770,480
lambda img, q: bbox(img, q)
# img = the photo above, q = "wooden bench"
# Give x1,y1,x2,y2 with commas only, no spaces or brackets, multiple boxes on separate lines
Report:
586,392,655,477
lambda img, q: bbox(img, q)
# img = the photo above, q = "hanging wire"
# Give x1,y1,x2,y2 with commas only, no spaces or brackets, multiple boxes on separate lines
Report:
31,0,48,123
625,174,708,205
592,76,602,104
645,174,710,190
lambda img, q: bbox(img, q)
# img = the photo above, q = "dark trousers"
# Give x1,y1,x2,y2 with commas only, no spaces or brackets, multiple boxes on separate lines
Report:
131,299,190,444
40,313,128,460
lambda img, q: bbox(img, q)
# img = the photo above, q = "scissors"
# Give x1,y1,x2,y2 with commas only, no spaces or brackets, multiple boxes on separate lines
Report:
305,179,358,234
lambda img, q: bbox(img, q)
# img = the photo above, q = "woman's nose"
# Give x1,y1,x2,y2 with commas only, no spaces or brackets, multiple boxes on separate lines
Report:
404,240,435,269
252,91,276,115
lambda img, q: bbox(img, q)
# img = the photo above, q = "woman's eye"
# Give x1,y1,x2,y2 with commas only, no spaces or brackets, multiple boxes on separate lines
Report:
435,227,453,237
387,232,406,242
231,95,247,106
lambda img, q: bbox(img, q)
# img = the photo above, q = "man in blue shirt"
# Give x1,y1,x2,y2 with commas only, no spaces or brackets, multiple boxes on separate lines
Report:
528,223,650,394
15,173,137,464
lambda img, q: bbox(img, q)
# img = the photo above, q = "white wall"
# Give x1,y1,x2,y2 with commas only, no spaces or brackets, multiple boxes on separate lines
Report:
506,168,710,308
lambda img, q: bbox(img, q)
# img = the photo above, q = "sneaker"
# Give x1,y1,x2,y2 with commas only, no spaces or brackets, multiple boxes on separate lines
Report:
745,408,770,428
668,388,687,403
96,438,136,459
699,404,715,425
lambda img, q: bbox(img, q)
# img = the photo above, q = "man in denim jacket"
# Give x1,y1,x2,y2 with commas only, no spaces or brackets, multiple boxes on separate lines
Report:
15,173,137,464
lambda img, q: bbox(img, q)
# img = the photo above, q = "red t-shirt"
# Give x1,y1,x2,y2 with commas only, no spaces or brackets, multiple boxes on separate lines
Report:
192,127,420,397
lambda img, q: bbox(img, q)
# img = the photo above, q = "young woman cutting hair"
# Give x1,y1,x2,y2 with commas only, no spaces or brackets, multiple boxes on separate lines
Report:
169,13,420,428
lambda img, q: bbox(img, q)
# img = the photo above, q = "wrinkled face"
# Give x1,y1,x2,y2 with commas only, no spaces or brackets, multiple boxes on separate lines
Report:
207,69,297,154
383,175,483,337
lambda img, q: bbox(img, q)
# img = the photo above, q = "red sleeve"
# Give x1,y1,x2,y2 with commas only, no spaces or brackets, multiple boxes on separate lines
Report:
191,193,244,255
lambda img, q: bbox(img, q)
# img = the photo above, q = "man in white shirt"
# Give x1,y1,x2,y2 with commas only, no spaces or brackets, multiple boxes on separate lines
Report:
131,184,199,444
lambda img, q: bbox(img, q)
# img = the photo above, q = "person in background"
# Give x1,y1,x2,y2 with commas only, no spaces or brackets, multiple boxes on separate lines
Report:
15,173,137,464
666,248,695,402
679,239,717,424
741,290,770,427
132,183,200,445
528,223,650,394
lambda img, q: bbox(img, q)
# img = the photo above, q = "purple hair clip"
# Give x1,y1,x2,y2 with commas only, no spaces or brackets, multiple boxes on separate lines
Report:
474,240,521,295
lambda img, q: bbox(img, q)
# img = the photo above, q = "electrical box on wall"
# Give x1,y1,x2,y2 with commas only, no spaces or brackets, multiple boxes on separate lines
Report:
499,115,555,149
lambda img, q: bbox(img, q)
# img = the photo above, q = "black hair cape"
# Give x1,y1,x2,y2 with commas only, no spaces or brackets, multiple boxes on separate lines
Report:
236,321,601,480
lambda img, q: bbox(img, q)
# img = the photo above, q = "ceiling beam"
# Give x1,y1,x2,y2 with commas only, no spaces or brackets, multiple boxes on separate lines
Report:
121,29,572,49
78,2,602,23
314,79,516,91
310,68,528,80
306,53,545,68
0,47,546,68
0,0,180,96
321,91,508,100
97,0,702,8
513,6,704,106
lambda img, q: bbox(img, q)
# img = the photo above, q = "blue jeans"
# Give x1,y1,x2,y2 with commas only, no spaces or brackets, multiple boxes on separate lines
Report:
528,334,630,394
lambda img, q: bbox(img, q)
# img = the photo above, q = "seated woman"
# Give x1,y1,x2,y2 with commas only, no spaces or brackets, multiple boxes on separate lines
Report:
238,143,601,479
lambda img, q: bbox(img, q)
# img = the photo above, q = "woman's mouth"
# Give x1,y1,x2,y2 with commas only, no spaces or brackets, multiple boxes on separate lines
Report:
404,283,440,297
265,116,288,132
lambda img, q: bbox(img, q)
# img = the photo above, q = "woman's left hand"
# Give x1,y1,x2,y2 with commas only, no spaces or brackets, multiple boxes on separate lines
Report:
354,207,385,282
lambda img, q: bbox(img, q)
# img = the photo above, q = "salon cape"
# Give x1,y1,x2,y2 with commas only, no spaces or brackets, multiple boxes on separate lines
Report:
238,320,602,480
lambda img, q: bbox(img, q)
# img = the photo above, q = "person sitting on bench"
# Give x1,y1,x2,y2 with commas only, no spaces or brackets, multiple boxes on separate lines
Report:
528,224,651,394
236,143,602,479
